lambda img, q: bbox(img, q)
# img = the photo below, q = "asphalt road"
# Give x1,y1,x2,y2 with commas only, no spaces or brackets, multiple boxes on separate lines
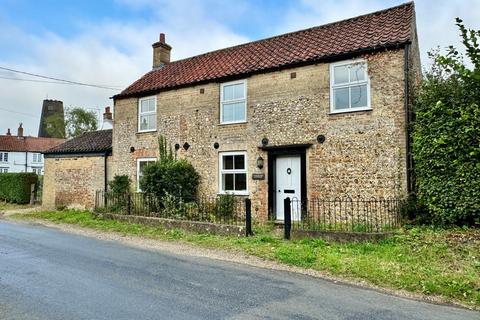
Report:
0,220,478,320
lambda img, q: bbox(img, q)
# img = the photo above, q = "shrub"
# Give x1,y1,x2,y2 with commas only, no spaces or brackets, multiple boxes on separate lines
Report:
0,173,38,204
215,194,236,221
412,18,480,226
108,175,131,194
140,159,200,200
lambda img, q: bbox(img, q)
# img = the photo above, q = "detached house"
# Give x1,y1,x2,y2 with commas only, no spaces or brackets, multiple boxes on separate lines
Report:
112,3,421,221
0,124,64,175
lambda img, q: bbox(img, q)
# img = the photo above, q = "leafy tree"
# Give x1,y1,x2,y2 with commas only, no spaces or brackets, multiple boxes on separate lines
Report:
412,18,480,226
45,107,98,138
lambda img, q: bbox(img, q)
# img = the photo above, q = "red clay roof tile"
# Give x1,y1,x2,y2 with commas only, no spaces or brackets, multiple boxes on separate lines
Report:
0,136,65,153
115,2,415,99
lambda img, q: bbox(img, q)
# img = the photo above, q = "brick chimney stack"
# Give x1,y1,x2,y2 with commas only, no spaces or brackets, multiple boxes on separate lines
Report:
152,33,171,69
101,106,113,130
17,123,23,137
6,128,11,136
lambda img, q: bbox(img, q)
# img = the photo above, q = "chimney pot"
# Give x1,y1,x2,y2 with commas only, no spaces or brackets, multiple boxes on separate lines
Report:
6,128,11,136
159,33,165,43
17,123,24,137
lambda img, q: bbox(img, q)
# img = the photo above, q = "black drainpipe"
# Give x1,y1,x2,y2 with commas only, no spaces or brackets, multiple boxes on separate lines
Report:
404,44,412,195
104,153,108,192
25,152,28,172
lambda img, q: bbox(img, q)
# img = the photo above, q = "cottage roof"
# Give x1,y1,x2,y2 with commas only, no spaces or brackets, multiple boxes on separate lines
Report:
0,135,64,153
115,2,415,99
44,130,112,155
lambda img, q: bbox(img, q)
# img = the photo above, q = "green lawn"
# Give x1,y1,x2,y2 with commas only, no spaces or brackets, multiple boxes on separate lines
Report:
12,209,480,308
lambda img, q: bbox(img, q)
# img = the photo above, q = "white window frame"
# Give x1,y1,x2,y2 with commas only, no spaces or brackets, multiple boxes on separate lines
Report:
138,96,157,133
220,79,247,124
136,157,157,191
32,153,42,163
32,167,42,175
0,152,8,163
329,59,371,114
1,168,8,173
218,151,248,195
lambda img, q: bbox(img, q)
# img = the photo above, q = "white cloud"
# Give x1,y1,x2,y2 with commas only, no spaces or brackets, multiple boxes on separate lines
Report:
0,1,479,136
276,0,480,69
0,0,249,136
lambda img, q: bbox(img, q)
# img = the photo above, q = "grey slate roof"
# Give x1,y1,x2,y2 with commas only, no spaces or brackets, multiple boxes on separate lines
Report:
44,129,112,155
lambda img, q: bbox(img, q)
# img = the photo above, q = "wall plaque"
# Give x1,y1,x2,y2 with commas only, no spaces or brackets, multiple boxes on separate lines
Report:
252,173,265,180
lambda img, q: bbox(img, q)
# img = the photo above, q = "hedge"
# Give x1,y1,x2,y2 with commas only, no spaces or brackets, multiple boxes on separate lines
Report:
140,159,200,200
412,19,480,226
0,173,38,204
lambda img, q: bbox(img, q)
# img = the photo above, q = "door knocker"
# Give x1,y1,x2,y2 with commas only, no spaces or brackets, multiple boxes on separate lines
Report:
286,168,292,175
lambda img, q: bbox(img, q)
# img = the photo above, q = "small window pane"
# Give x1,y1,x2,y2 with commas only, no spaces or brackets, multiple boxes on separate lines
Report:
333,87,349,110
350,85,368,108
222,103,235,123
140,98,155,113
148,99,155,112
223,155,234,170
233,102,245,122
4,153,8,162
222,102,245,123
223,85,235,101
140,115,149,131
140,100,149,113
233,83,244,99
234,155,245,170
140,114,156,130
147,114,156,130
334,65,349,84
223,174,234,191
234,173,247,190
350,63,366,82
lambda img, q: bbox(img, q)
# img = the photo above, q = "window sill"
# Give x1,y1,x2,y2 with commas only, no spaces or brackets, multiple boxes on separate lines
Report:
218,121,247,126
136,129,157,134
329,108,372,115
217,191,249,196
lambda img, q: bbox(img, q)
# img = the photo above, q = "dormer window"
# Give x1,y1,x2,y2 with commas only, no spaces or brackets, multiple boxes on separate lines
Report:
138,96,157,132
330,60,371,113
220,80,247,124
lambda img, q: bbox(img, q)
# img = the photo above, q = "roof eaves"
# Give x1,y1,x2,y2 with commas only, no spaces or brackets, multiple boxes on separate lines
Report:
113,41,411,100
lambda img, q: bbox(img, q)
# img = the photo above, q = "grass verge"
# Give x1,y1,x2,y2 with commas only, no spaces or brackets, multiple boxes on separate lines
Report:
10,209,480,308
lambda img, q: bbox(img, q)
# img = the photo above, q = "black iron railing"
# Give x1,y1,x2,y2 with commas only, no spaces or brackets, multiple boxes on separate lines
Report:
95,191,250,228
286,197,403,233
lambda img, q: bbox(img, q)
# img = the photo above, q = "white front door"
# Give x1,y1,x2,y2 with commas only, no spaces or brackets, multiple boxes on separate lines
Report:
275,156,301,221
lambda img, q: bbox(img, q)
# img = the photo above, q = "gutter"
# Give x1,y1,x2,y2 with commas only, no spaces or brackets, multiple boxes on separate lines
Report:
404,43,412,194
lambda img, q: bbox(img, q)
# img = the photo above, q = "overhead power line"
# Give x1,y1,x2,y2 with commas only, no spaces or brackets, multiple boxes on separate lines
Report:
0,66,124,91
0,106,40,118
0,75,75,85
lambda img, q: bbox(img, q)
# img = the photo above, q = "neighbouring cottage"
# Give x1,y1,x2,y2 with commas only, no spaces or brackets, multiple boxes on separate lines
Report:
42,129,112,209
111,3,421,221
0,124,64,175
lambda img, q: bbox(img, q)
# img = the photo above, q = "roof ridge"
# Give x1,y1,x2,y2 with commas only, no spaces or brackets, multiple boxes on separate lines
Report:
167,2,414,65
116,2,415,98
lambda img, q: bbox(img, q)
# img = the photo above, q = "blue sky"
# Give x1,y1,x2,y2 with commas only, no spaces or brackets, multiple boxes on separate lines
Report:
0,0,479,136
